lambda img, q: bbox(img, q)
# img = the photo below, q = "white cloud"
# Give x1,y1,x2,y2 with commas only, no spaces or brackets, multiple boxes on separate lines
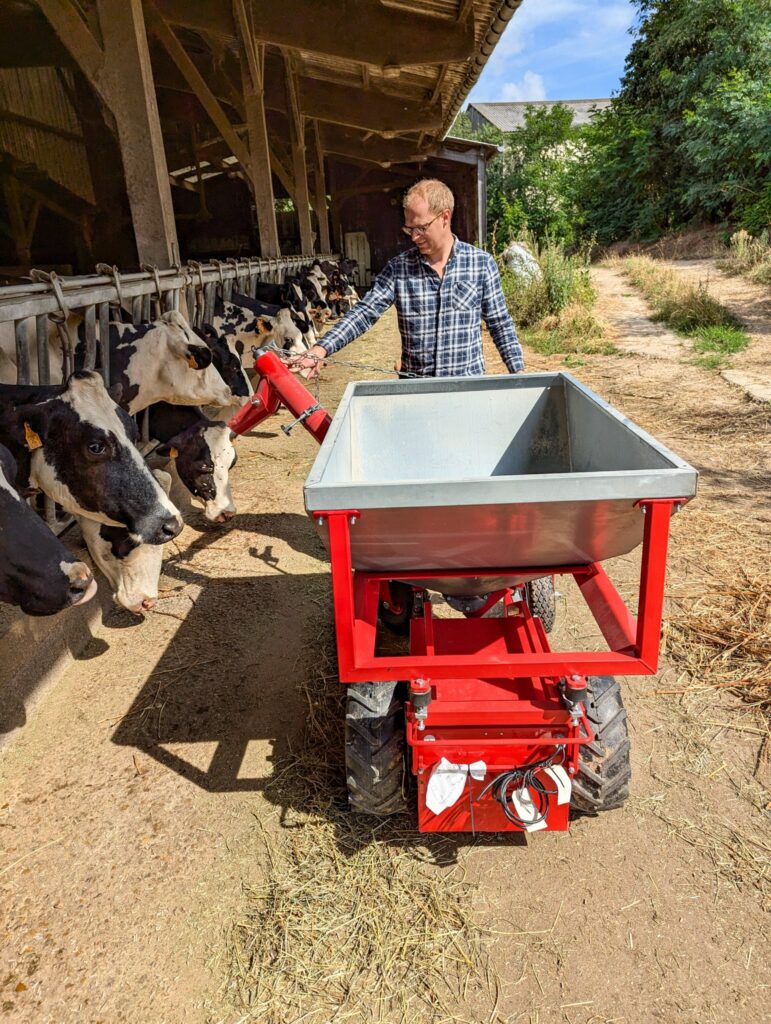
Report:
467,0,635,102
501,72,547,102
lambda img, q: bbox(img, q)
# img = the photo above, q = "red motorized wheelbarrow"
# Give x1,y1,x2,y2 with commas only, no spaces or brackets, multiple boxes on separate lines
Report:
230,349,698,834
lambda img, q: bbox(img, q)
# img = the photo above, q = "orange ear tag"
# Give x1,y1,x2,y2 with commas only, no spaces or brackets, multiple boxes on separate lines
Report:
169,447,179,459
187,355,198,369
24,423,42,450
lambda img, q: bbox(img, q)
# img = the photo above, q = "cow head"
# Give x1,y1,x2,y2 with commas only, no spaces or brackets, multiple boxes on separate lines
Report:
7,372,183,544
0,442,97,615
157,420,237,523
196,323,253,399
118,311,234,413
79,469,172,614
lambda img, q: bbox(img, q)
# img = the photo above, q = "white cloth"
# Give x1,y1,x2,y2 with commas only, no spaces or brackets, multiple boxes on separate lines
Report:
425,757,486,814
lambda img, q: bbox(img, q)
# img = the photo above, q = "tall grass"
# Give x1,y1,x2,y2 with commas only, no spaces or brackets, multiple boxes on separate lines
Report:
501,237,614,357
622,256,750,369
719,229,771,287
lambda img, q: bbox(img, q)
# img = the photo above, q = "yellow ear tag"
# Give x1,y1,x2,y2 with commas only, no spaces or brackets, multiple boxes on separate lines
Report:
24,423,42,450
169,446,179,459
187,355,198,369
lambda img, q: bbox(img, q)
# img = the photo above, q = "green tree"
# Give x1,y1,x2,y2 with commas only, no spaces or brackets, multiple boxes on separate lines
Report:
576,0,771,241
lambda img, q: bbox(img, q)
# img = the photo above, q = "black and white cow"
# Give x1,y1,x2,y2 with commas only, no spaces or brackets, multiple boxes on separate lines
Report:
211,294,307,362
77,469,173,614
0,311,234,414
106,311,234,414
0,442,97,615
194,324,252,399
148,403,238,523
253,278,317,341
0,371,182,544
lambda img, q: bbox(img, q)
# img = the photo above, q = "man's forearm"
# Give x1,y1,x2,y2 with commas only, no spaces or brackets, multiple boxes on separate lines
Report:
489,320,525,372
319,301,381,355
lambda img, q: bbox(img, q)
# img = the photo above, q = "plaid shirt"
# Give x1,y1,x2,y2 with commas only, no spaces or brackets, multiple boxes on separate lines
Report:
319,238,524,377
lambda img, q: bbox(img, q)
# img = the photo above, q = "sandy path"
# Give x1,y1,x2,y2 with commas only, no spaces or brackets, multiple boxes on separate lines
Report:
1,301,769,1024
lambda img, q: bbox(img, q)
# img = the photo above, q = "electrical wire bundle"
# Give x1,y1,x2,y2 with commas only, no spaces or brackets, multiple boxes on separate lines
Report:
478,747,567,829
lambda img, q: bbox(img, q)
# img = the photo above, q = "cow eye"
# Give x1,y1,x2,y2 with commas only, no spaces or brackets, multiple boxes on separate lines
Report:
87,441,107,457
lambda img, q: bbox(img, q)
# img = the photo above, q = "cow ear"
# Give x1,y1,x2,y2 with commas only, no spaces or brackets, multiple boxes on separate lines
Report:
235,340,244,357
107,382,123,405
154,443,179,459
186,346,212,370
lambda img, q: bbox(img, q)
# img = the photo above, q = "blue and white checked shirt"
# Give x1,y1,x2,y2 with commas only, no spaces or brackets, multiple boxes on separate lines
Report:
320,238,524,377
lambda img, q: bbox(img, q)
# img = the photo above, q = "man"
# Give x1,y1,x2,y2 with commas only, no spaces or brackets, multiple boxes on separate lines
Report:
294,178,524,378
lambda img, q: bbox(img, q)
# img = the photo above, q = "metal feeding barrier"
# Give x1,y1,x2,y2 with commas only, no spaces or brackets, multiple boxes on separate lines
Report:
0,253,337,533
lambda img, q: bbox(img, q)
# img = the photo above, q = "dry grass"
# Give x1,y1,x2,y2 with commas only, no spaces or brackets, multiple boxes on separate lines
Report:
219,641,498,1024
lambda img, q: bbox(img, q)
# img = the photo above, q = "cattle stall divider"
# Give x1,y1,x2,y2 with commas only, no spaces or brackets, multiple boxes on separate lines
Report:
0,253,337,533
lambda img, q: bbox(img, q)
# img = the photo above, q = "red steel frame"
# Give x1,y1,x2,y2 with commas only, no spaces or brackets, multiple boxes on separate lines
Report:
230,350,687,834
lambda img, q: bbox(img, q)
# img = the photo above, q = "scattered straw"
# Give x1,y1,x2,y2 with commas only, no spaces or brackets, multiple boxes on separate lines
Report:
221,641,496,1024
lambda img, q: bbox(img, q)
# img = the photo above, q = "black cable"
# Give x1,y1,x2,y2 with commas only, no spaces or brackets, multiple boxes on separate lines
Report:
478,747,567,829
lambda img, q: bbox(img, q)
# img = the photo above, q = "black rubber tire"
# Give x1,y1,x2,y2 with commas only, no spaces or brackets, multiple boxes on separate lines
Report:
525,576,557,633
571,676,631,815
378,582,414,635
345,682,407,815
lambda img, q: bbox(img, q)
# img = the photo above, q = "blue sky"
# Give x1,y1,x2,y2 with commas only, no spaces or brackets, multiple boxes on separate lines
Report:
466,0,638,103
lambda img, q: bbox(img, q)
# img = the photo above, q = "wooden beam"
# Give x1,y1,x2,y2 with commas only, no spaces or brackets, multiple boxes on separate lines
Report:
239,46,280,256
310,121,330,253
36,0,107,101
264,74,443,134
284,56,314,254
0,108,83,143
145,4,253,176
319,126,430,166
154,0,475,67
93,0,179,267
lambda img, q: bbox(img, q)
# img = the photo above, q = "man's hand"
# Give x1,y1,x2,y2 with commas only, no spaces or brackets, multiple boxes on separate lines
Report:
289,343,328,379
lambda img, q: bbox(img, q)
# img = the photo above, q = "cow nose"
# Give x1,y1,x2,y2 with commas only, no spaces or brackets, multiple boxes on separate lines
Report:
159,517,182,541
71,575,98,606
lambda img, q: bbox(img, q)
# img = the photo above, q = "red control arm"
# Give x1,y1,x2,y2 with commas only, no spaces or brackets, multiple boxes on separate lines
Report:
228,348,331,445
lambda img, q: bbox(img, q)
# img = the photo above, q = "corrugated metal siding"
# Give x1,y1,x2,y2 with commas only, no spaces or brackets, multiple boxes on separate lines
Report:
0,67,94,204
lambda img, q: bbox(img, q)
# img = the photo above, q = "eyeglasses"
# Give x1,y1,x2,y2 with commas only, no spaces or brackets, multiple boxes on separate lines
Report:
401,213,443,237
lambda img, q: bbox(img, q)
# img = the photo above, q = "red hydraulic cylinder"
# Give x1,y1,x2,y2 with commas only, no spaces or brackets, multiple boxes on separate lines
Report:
228,348,331,444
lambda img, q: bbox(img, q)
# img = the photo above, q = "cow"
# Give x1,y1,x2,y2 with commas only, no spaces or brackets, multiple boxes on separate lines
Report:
211,294,307,363
252,278,317,340
148,403,238,523
194,323,252,399
0,371,183,544
0,311,233,412
105,311,233,414
77,469,173,615
0,442,97,615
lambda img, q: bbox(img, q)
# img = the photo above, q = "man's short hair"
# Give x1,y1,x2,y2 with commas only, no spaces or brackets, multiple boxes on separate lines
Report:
403,179,455,217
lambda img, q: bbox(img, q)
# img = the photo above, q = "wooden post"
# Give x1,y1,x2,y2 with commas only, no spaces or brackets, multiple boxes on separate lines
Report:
476,153,487,248
96,0,179,268
234,6,280,258
310,121,331,254
284,57,314,255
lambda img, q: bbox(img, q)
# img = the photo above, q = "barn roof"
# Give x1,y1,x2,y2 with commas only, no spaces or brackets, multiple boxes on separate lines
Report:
469,99,612,132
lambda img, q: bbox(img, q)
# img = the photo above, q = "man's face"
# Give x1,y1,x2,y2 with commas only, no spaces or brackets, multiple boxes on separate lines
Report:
403,196,450,257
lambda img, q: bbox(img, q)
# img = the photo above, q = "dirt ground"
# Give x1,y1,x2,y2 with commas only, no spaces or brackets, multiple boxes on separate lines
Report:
1,264,769,1024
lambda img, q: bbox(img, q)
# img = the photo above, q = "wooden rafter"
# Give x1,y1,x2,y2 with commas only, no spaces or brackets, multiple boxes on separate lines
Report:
146,4,252,176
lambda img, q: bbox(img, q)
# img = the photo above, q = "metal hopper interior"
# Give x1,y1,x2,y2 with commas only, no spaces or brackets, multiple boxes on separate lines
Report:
305,372,698,596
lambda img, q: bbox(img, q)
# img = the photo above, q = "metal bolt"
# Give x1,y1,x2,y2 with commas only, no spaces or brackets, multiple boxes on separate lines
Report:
571,674,581,682
317,515,325,526
350,515,357,525
640,505,647,515
251,397,261,406
674,503,682,513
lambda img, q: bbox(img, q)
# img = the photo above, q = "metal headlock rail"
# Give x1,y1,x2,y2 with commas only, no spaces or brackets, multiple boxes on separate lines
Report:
0,253,338,532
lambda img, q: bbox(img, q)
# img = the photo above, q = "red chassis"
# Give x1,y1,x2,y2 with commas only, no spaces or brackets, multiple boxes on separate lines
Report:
230,349,686,834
